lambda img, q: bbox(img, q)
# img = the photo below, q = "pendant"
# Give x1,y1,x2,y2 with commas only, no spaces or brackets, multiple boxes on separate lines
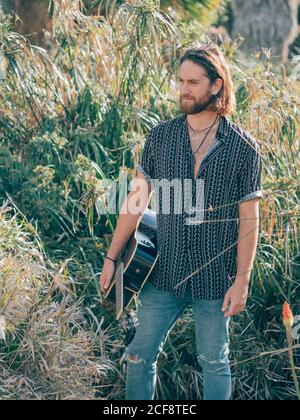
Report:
192,131,200,137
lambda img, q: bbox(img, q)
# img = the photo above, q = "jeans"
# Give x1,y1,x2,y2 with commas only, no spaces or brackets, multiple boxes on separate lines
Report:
123,281,231,400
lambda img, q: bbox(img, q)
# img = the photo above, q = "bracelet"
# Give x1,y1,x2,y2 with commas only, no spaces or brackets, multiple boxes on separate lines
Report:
105,256,117,263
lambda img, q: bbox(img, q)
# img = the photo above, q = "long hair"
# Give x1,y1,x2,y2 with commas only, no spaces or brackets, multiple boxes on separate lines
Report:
180,44,236,116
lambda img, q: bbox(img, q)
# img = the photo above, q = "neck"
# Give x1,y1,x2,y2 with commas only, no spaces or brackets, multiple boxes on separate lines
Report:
186,110,220,130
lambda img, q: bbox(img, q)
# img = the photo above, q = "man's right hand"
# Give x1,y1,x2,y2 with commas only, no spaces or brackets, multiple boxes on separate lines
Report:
100,259,116,294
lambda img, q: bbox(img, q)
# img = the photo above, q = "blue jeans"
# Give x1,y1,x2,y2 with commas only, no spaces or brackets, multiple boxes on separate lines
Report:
124,281,231,400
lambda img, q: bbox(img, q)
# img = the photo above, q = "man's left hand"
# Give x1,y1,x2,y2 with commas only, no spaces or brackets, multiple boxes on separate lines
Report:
222,281,249,318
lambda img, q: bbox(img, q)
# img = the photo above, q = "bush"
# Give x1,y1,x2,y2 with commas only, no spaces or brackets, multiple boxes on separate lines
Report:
0,0,299,400
0,201,118,399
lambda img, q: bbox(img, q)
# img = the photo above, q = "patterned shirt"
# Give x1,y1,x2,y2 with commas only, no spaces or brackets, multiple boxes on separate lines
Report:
137,113,263,300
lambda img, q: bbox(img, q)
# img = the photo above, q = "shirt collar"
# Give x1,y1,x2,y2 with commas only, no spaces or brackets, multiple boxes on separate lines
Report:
217,114,230,143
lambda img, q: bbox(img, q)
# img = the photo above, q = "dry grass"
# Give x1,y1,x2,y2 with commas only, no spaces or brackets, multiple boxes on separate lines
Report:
0,0,299,400
0,201,113,400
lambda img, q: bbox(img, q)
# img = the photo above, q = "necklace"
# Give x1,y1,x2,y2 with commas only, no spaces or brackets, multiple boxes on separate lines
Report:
186,114,220,157
187,115,220,138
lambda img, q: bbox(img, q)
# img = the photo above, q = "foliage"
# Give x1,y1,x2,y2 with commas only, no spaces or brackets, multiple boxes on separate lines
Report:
0,202,116,400
0,0,299,400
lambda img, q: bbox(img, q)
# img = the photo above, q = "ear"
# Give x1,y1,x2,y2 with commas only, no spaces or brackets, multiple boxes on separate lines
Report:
213,77,223,95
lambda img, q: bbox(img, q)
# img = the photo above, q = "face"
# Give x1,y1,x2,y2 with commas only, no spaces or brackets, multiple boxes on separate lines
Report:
179,60,220,114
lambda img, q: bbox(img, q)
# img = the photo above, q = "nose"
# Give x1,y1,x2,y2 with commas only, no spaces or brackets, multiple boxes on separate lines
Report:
180,82,191,96
181,89,192,98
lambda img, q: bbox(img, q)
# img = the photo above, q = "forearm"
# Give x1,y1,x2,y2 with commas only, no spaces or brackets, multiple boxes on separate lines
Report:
235,201,260,286
223,199,261,317
106,189,150,260
106,213,141,259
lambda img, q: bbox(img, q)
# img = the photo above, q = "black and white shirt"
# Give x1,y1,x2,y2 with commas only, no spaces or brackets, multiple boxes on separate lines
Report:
137,113,263,300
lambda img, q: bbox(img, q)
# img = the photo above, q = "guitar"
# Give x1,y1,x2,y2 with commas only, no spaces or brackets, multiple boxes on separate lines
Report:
103,207,158,320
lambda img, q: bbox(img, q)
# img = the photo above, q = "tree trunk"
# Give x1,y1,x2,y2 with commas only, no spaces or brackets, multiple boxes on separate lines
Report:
231,0,299,63
0,0,14,12
0,0,52,49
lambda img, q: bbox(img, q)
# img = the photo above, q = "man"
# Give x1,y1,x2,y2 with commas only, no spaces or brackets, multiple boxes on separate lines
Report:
100,43,263,400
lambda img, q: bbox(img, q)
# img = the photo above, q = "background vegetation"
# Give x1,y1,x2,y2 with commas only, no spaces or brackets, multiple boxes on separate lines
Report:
0,0,299,400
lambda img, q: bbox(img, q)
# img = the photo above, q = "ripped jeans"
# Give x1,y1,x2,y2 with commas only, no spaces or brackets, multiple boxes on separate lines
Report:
123,281,231,400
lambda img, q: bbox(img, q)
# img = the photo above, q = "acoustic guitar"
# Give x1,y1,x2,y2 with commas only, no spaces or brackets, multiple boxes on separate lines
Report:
103,207,158,320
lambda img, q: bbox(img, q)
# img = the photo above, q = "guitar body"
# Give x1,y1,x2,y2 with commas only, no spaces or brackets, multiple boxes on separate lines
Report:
104,208,158,319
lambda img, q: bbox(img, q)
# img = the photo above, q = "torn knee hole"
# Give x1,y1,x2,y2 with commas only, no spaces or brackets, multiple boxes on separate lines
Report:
128,355,140,362
198,354,220,364
126,354,144,364
198,353,228,366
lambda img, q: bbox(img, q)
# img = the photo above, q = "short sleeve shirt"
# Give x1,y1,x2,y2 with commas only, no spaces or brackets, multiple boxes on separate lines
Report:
137,113,263,300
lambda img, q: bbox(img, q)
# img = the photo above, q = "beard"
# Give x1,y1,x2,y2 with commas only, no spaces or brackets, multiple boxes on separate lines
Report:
180,91,215,115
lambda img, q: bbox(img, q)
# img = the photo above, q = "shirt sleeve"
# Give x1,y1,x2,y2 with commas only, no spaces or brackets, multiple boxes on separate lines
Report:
137,128,155,184
238,142,263,203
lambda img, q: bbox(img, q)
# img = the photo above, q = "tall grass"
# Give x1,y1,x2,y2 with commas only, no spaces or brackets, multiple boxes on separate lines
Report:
0,201,116,400
0,0,299,400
